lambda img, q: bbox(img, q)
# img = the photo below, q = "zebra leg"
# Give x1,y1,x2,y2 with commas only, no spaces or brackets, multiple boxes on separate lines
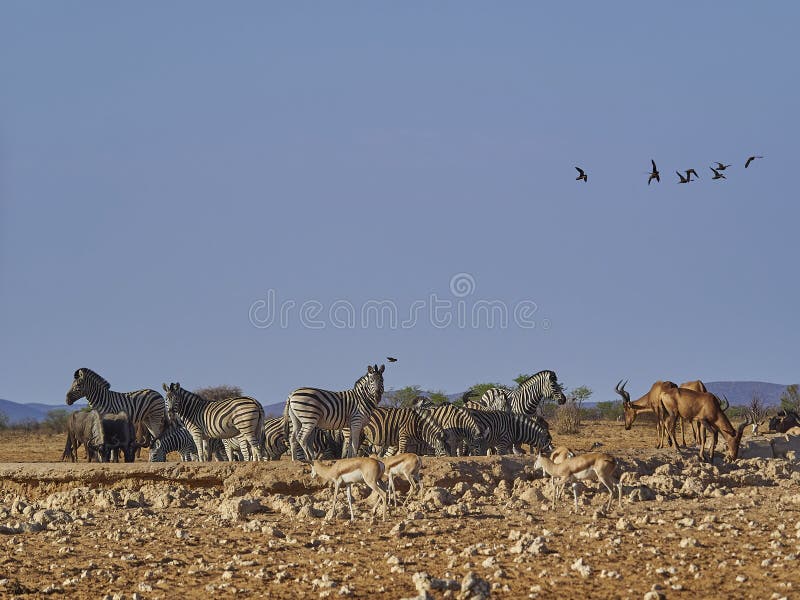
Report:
348,423,364,459
297,425,316,462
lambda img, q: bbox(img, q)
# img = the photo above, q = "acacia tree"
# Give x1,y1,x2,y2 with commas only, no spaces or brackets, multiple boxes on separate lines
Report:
780,384,800,413
383,385,423,408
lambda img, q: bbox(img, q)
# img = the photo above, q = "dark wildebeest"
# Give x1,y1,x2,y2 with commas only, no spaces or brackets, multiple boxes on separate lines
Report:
769,410,800,434
100,412,136,462
62,410,104,462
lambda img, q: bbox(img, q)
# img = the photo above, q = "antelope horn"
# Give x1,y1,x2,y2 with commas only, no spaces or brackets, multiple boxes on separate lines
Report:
614,379,631,403
720,395,730,412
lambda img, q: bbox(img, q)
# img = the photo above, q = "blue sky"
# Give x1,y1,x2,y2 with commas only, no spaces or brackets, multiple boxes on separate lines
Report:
1,3,798,407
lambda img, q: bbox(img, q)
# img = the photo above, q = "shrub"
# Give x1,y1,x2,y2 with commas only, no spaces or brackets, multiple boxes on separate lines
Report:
554,400,581,434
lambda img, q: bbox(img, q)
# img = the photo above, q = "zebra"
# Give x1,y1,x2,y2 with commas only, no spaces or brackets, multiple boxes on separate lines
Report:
149,424,199,462
263,417,289,460
418,404,485,456
66,368,166,440
509,413,553,455
464,409,516,455
362,407,447,457
480,370,567,415
162,382,264,461
285,364,385,460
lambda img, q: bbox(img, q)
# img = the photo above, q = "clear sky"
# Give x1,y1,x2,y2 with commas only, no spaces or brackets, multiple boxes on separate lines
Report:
1,3,798,407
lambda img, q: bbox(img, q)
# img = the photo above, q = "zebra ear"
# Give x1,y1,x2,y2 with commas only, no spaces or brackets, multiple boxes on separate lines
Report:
162,383,169,392
379,364,385,373
74,369,82,379
367,365,374,373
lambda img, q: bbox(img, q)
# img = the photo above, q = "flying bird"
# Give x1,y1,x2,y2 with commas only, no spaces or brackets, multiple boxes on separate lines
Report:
575,167,587,182
386,357,398,363
710,167,726,180
648,160,660,185
745,155,763,168
713,162,731,171
676,171,690,184
685,168,700,181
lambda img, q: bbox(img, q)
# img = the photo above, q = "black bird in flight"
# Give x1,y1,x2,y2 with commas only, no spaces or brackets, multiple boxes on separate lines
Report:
713,161,731,171
745,155,763,168
575,167,587,182
710,167,726,180
386,357,398,363
648,160,660,185
676,171,690,184
685,168,700,181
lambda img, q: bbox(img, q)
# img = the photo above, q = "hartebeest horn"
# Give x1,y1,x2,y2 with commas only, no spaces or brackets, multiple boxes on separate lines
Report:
720,394,730,412
614,379,631,403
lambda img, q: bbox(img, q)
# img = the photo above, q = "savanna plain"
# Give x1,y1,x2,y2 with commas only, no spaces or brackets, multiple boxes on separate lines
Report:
1,422,799,599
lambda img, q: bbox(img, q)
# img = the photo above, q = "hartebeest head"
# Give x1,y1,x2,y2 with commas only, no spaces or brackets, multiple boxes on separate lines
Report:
614,379,635,429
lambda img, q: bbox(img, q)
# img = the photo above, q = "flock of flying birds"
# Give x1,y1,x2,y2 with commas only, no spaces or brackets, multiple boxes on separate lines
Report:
574,155,764,185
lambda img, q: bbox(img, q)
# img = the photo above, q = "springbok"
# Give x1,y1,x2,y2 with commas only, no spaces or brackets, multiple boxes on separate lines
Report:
310,457,388,522
379,452,423,507
658,388,748,462
534,450,622,511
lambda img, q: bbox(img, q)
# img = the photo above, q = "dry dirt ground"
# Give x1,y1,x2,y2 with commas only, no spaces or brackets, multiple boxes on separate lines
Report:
1,422,799,599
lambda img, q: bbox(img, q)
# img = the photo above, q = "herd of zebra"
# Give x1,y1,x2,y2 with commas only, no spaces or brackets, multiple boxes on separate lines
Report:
63,366,568,463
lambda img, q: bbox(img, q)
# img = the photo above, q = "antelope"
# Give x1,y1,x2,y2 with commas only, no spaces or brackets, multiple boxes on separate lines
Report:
534,450,622,511
379,452,423,507
615,380,677,448
658,387,748,462
309,457,388,522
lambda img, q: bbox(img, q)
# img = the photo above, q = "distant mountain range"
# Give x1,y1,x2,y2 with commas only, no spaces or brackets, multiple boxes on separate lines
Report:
0,399,82,425
1,380,794,424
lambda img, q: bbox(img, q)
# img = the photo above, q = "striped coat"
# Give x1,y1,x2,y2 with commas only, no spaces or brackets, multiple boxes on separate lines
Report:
163,382,264,461
363,407,447,456
285,364,385,459
66,368,166,440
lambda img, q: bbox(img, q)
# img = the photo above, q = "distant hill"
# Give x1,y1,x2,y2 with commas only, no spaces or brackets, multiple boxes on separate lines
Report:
704,381,792,406
0,399,81,424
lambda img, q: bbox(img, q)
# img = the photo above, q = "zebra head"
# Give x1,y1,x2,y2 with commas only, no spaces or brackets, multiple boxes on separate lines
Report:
66,368,109,404
148,438,166,462
544,371,567,405
162,382,184,422
358,364,385,406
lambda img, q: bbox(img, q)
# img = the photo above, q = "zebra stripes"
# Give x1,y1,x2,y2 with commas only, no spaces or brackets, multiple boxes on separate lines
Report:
464,409,516,454
480,370,567,415
149,424,199,462
285,364,385,460
363,407,447,456
66,368,166,440
418,404,484,456
163,382,264,461
509,413,553,454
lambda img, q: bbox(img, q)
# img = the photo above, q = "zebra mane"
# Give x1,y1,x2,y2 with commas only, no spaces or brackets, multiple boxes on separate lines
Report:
79,368,111,390
353,372,371,389
516,370,556,390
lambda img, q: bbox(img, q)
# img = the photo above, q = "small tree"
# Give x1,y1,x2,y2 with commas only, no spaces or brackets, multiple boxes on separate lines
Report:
746,394,769,434
383,385,423,409
555,401,581,434
596,401,624,421
428,391,450,405
512,374,533,386
780,384,800,413
468,382,510,400
194,385,244,402
43,409,70,434
0,410,9,430
569,385,593,408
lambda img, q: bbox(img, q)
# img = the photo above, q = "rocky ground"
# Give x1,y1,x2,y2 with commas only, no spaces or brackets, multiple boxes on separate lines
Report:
1,423,799,599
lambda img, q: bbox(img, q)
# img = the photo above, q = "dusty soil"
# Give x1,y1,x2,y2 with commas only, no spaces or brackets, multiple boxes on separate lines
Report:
1,422,799,599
